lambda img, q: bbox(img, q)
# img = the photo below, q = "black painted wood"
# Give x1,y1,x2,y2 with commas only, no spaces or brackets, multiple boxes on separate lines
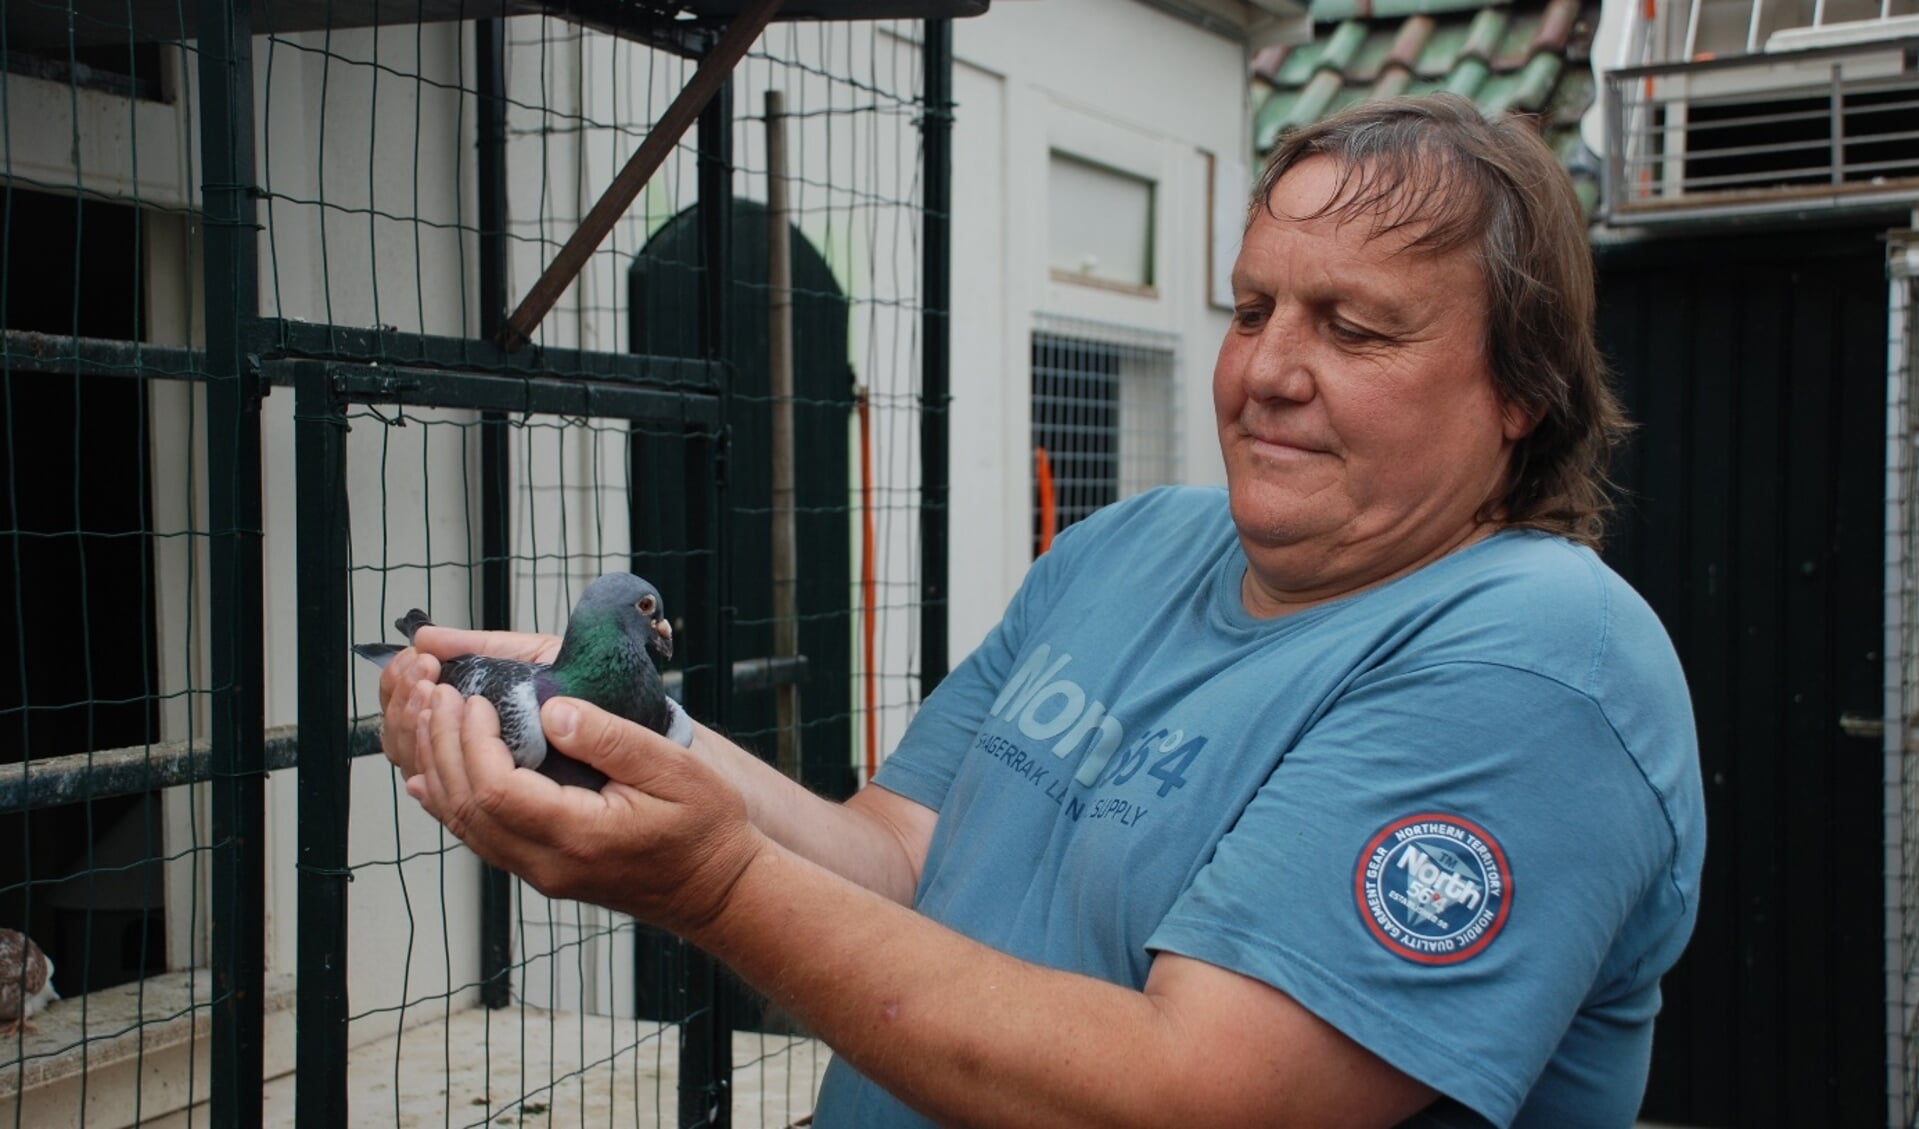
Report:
1598,227,1889,1128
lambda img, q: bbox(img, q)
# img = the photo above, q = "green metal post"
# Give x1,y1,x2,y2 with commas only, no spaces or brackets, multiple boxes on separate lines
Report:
677,73,735,1129
195,0,266,1117
920,19,953,694
294,363,352,1126
475,14,515,1013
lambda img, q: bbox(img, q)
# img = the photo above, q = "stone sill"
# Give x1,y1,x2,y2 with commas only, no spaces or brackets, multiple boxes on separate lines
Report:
0,968,296,1126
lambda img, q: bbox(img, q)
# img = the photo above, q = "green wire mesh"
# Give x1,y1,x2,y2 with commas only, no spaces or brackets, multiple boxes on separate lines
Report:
2,0,939,1123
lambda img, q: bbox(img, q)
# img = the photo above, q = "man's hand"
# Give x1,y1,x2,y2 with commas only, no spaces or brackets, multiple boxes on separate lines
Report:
405,685,764,935
376,627,561,775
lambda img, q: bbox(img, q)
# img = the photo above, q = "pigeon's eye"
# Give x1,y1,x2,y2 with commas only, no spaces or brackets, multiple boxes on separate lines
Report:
637,595,658,616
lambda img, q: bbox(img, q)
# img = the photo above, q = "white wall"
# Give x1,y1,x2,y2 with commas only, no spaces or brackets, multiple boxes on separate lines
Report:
946,0,1247,665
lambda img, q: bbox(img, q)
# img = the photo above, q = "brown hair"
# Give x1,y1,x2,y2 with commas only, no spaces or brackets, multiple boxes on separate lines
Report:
1252,93,1630,549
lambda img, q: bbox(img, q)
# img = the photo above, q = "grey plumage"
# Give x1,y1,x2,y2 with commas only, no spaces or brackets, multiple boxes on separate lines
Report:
354,573,695,789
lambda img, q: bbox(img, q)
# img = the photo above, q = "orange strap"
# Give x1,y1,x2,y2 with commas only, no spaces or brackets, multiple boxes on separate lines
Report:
1034,446,1057,555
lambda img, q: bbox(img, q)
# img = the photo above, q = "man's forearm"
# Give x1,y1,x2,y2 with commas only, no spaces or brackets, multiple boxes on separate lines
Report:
688,724,923,905
683,842,1191,1129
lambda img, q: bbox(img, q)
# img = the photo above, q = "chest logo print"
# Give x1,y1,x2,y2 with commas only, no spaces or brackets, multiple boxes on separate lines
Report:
1355,813,1511,965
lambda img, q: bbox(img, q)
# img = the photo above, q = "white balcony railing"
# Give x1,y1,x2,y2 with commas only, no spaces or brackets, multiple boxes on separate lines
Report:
1603,36,1919,221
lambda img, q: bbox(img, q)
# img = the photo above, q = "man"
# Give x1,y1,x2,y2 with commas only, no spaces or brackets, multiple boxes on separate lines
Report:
381,94,1705,1127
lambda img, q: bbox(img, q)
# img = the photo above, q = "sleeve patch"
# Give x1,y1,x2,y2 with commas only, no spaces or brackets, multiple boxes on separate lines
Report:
1355,813,1513,965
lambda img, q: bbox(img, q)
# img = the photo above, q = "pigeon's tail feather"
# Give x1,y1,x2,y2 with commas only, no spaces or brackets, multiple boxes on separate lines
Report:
351,643,405,668
395,609,434,642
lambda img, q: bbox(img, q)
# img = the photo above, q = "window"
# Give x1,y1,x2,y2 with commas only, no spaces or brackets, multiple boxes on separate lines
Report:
1031,315,1179,556
5,43,170,102
1047,152,1156,293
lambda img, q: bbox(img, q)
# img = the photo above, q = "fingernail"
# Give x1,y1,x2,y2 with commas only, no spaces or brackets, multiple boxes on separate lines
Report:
409,683,429,710
544,701,579,739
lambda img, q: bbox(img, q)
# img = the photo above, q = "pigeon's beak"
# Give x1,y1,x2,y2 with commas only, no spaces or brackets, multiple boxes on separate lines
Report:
649,618,674,661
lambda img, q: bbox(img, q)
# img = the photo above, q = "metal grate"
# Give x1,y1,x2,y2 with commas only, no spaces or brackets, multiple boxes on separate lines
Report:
1030,314,1179,555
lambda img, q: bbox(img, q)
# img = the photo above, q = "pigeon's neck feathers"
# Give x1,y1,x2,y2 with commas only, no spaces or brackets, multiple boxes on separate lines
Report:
549,609,647,701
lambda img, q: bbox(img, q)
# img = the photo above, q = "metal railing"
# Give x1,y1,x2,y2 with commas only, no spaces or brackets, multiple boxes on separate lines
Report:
1604,36,1919,223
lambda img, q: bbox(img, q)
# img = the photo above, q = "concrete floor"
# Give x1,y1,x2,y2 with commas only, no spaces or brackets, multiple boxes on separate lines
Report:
146,1005,831,1128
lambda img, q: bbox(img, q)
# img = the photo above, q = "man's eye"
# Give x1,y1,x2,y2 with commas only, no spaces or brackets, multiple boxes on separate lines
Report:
1329,321,1379,344
1234,307,1268,329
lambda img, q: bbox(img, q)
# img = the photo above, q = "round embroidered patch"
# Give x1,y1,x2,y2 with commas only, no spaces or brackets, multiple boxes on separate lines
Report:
1355,813,1511,965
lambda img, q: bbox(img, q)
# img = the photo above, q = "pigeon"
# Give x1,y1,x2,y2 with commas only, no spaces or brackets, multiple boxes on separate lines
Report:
353,572,695,790
0,928,56,1036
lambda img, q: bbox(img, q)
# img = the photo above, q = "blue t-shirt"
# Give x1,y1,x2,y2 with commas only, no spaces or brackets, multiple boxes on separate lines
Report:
815,486,1704,1128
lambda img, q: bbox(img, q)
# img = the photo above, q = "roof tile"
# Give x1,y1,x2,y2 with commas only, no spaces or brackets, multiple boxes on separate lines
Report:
1249,0,1602,207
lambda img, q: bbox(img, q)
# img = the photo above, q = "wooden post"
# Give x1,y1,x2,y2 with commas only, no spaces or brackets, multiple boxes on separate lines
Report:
766,89,801,780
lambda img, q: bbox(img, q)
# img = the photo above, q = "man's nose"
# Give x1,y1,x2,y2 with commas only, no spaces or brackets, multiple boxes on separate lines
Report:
1243,309,1316,404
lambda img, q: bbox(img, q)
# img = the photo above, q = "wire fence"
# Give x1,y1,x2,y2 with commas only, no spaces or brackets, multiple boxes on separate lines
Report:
1029,312,1179,557
1,1,953,1124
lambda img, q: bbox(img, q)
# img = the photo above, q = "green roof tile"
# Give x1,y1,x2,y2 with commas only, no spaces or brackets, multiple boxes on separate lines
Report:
1442,55,1492,98
1316,20,1373,72
1254,87,1302,151
1310,0,1502,21
1349,29,1398,80
1415,22,1472,75
1458,6,1510,62
1493,15,1537,63
1503,50,1564,112
1272,40,1326,86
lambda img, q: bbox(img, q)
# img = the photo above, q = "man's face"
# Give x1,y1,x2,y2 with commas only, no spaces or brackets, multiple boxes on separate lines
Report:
1214,156,1527,611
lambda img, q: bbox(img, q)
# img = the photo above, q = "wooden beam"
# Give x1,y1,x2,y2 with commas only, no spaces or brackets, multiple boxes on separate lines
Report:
499,0,784,351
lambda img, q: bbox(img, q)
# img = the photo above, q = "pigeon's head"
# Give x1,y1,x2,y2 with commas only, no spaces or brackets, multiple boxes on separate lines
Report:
576,572,674,661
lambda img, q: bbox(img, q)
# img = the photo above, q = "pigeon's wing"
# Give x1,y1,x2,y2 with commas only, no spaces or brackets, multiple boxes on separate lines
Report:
440,655,549,770
0,930,21,1022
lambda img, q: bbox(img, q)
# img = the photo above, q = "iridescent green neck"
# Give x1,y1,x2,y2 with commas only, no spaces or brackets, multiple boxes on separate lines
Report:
550,612,647,700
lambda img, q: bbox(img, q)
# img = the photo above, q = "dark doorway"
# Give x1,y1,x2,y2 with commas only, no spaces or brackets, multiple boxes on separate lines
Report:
0,187,167,999
627,198,855,798
627,199,855,1031
1598,225,1890,1128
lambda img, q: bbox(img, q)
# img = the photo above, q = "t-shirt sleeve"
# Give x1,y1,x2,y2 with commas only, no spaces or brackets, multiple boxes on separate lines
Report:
1146,660,1673,1127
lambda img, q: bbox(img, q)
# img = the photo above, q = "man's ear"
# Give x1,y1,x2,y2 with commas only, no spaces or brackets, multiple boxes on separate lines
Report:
1501,399,1543,442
